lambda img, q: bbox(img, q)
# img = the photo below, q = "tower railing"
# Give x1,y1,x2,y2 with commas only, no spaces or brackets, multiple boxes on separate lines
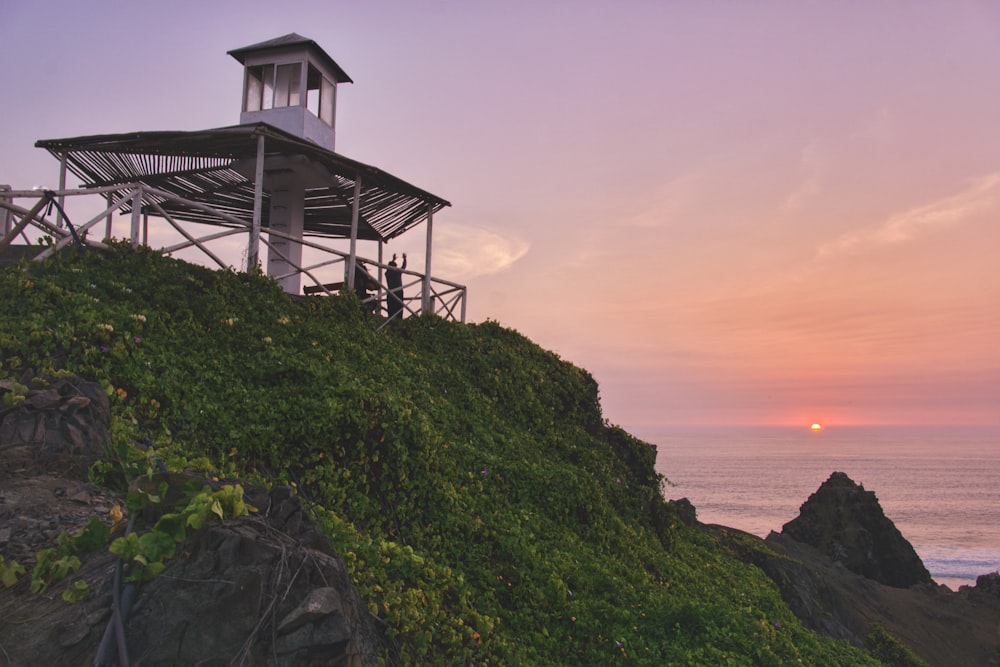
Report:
0,183,466,323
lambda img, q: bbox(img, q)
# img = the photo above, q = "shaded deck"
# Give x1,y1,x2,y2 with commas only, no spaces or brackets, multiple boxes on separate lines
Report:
2,121,466,323
0,182,466,324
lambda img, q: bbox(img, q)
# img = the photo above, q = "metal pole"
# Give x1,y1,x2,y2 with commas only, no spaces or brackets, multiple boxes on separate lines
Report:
422,204,433,315
248,134,265,271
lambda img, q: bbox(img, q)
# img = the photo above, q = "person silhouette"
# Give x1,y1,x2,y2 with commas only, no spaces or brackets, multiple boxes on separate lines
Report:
354,261,377,313
386,252,407,320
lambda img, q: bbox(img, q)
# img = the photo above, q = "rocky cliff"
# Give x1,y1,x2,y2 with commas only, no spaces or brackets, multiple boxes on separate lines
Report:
3,375,999,665
0,377,385,666
697,471,1000,667
781,471,932,588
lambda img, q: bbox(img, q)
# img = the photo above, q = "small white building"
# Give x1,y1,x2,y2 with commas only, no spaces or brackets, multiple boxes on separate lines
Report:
2,34,463,322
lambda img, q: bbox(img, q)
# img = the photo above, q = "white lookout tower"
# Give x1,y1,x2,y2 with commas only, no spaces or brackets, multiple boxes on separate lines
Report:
229,33,352,151
229,34,354,292
12,33,465,321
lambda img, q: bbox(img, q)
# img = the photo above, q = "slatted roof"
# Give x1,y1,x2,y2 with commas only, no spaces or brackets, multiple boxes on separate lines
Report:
35,122,450,242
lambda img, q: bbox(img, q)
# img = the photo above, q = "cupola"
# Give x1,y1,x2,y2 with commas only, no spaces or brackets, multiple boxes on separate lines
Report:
228,33,353,150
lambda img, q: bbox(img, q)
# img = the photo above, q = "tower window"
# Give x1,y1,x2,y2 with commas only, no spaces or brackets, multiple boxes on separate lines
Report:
307,65,336,128
244,62,303,112
274,63,301,108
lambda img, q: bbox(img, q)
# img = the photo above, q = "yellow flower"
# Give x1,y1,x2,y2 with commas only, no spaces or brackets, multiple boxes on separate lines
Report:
109,504,124,530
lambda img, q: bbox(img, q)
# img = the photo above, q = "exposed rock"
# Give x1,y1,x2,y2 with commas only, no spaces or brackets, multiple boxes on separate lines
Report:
781,471,932,588
0,373,388,666
0,478,388,667
0,374,110,478
121,489,384,666
972,572,1000,598
697,473,1000,667
667,497,698,527
761,530,1000,667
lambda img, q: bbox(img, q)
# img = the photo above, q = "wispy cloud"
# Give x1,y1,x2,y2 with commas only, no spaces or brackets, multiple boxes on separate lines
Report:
433,224,530,280
617,170,707,229
782,141,824,211
818,172,1000,257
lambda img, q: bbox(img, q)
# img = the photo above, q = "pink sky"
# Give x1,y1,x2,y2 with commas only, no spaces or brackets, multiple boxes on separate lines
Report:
2,1,998,429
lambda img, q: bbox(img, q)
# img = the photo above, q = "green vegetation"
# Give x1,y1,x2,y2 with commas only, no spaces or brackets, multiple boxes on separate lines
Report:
28,517,108,600
864,624,932,667
110,480,251,582
0,242,886,665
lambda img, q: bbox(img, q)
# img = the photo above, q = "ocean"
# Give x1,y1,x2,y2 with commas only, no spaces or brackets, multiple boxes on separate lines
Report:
644,425,1000,591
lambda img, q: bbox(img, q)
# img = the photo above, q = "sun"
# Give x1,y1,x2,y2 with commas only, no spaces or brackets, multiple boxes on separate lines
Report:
810,423,823,431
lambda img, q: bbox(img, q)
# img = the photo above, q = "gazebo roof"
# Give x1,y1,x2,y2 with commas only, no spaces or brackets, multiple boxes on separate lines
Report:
35,122,450,242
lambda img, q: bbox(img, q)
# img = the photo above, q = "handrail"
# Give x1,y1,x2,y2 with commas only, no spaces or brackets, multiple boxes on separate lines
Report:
0,184,466,322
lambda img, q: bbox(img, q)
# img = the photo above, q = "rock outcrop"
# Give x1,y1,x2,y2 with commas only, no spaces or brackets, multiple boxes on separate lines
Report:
0,375,386,666
119,485,385,666
780,471,932,588
0,373,110,478
700,472,1000,667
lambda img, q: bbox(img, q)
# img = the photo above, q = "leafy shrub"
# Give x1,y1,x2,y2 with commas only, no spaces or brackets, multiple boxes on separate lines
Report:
865,623,931,667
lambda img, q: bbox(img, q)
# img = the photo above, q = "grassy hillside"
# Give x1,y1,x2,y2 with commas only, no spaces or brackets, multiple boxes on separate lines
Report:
0,242,882,665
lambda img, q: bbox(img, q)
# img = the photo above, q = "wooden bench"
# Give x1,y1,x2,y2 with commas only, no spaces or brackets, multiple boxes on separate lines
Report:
302,282,344,295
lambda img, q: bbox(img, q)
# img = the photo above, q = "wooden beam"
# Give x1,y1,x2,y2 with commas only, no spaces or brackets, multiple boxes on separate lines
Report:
130,187,142,246
56,153,67,228
248,133,265,271
0,195,51,255
150,201,230,270
422,203,433,315
347,176,361,289
0,185,11,236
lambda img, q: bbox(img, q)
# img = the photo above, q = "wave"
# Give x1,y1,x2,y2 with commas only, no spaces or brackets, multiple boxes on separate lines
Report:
924,556,1000,582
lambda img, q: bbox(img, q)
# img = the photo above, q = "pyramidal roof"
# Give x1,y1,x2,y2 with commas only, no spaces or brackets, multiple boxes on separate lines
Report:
227,33,353,83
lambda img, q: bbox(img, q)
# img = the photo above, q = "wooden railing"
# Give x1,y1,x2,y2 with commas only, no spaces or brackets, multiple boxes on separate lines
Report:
0,183,466,323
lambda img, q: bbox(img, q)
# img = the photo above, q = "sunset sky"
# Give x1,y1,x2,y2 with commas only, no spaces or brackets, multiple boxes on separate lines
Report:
2,1,998,431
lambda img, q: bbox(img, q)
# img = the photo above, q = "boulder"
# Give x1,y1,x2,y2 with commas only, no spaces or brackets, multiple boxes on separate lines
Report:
121,492,384,666
973,572,1000,598
781,471,932,588
0,374,110,478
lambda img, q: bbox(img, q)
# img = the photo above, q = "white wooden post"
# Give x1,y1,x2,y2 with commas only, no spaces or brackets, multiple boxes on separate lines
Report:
347,176,361,289
130,187,142,246
422,204,433,315
0,185,11,236
377,242,385,314
56,154,67,228
104,193,113,239
248,134,265,271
